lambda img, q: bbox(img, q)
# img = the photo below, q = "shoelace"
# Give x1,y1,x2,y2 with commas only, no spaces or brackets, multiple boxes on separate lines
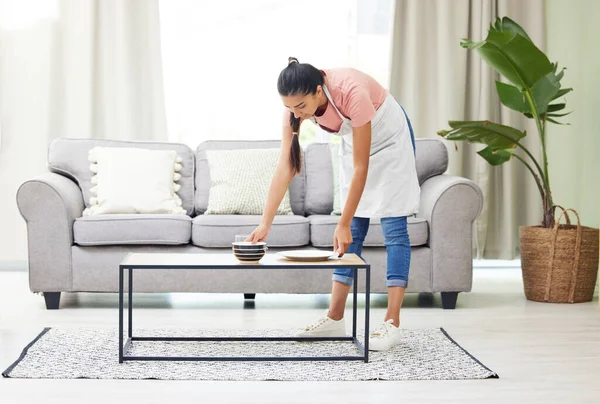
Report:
371,320,394,339
304,317,329,331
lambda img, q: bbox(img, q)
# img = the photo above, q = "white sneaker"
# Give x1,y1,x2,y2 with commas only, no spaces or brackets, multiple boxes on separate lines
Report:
369,319,402,351
295,313,346,337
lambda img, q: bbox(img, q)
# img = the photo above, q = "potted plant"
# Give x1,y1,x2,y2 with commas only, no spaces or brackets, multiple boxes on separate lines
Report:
437,17,599,303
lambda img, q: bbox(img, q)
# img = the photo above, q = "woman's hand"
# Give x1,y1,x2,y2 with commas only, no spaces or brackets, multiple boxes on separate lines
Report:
333,224,353,257
245,223,270,243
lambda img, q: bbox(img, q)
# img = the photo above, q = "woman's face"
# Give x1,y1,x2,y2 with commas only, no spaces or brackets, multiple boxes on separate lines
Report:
281,86,324,120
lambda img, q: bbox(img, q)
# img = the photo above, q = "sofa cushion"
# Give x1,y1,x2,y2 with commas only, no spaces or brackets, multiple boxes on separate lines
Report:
303,143,334,215
48,139,195,215
192,215,309,248
308,215,429,247
84,147,186,216
74,214,192,246
415,139,448,185
195,140,306,215
204,148,293,215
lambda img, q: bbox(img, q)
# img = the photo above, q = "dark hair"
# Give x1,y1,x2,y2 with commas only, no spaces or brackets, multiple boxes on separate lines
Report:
277,57,324,175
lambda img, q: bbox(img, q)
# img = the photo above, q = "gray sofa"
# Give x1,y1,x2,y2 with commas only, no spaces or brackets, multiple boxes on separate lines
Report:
16,138,483,310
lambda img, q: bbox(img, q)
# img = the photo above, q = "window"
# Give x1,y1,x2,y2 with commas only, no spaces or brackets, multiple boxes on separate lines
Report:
159,0,394,147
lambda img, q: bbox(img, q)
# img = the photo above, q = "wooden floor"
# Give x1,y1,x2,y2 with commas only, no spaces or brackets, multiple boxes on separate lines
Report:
0,268,598,404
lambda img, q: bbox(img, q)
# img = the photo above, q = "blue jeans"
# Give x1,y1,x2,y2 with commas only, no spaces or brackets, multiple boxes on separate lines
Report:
332,216,411,288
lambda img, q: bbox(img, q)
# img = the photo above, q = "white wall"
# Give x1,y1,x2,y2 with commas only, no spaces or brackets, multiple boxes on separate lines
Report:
545,0,600,228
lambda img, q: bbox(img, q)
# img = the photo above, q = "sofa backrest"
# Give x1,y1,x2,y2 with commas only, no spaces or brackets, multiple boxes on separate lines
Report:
195,140,306,216
47,137,446,218
303,138,449,214
303,143,335,215
47,138,196,215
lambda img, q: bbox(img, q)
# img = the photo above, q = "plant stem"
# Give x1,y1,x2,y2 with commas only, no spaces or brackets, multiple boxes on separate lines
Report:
510,152,546,206
523,91,554,227
540,120,554,226
539,120,552,194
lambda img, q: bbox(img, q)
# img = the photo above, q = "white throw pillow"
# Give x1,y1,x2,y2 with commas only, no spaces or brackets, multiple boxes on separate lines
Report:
204,148,293,215
83,147,186,216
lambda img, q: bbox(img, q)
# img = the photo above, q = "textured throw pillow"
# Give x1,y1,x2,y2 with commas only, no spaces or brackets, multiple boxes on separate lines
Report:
204,148,293,215
83,147,185,216
330,143,342,215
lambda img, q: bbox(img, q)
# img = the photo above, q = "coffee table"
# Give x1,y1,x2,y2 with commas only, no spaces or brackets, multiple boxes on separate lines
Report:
118,253,371,363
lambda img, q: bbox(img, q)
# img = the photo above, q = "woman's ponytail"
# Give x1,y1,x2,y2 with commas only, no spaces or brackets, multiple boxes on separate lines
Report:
278,56,323,175
290,113,301,174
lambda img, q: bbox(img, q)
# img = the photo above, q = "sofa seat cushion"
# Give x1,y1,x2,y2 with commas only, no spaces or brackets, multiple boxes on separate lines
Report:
309,215,429,247
192,215,309,248
74,214,192,246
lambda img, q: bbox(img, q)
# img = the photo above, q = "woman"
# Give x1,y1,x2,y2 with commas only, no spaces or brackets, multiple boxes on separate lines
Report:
247,57,420,352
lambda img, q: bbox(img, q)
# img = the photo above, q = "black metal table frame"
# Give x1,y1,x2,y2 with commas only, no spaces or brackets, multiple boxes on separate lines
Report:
118,257,371,363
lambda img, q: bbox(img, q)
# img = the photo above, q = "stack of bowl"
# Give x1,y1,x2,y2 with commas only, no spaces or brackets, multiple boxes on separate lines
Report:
232,241,267,262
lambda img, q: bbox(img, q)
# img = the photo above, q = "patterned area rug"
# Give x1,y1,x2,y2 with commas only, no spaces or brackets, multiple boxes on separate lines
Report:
3,328,498,381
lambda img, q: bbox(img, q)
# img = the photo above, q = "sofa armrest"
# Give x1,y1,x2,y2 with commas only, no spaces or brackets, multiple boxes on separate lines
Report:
418,174,483,292
17,173,84,292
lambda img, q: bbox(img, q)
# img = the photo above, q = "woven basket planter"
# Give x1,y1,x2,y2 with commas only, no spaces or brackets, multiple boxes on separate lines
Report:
520,208,599,303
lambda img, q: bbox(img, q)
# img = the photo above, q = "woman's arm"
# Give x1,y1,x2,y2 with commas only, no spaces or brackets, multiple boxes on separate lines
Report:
260,125,297,228
247,124,298,242
334,121,371,254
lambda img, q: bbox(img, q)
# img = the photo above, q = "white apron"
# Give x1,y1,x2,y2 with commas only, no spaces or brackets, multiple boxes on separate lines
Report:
321,85,420,218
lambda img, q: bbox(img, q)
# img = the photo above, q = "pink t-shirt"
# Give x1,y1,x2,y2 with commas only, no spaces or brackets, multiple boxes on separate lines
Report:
282,68,387,132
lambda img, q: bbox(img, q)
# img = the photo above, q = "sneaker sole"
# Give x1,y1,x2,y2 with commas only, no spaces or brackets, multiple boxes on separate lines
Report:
368,338,401,351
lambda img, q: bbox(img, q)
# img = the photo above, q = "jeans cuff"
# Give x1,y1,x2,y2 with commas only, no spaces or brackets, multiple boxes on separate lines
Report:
332,274,353,286
386,279,408,288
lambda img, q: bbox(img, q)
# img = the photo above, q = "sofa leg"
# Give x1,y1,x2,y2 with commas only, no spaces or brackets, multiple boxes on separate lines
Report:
43,292,61,310
441,292,459,309
417,292,434,307
244,293,256,300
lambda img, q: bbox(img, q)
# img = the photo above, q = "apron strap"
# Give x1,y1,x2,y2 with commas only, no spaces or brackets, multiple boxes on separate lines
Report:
322,85,348,123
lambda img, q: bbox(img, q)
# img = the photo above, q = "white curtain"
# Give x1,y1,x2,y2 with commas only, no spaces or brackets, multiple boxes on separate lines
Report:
390,0,545,259
0,0,166,262
50,0,167,141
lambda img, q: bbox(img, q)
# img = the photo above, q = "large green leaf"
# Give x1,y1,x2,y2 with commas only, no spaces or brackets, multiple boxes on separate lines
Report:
462,17,559,120
496,79,568,117
437,120,526,150
495,17,532,41
529,63,569,115
530,69,561,114
461,21,553,89
478,146,513,166
496,81,529,113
